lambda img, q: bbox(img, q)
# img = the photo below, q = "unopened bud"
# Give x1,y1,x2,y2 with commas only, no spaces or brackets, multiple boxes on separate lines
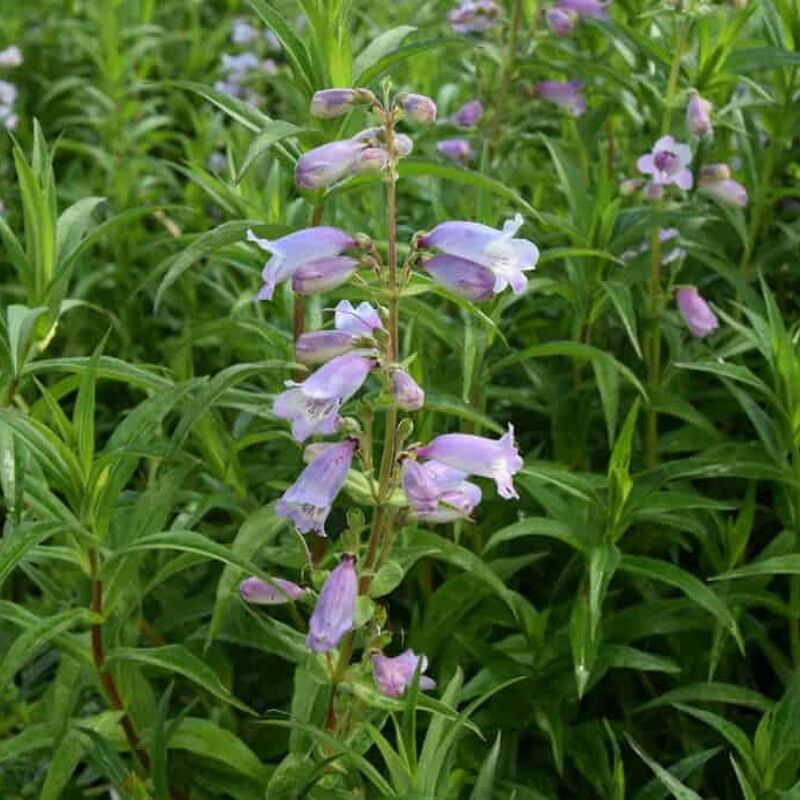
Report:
700,163,730,181
399,93,437,124
396,417,415,442
310,87,374,119
620,177,644,196
391,369,425,411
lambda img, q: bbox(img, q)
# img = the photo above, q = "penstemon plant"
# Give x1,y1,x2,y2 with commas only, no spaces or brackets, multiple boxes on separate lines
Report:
238,80,533,742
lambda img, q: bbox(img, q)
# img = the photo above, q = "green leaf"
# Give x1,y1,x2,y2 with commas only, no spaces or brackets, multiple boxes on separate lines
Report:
236,120,307,184
620,555,743,652
469,733,502,800
626,735,704,800
106,645,253,714
356,38,462,85
353,25,417,81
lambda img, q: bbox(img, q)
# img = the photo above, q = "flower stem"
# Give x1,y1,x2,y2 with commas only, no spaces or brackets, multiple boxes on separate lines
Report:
489,0,522,155
88,546,151,774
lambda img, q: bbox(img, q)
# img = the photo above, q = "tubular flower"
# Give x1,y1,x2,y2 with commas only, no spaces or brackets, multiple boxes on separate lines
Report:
400,93,437,124
636,136,693,190
372,650,436,696
418,213,539,295
239,576,305,604
273,354,375,441
699,172,748,207
307,554,358,652
416,424,523,500
391,369,425,411
275,439,357,534
453,99,484,127
295,301,383,365
532,80,586,117
557,0,609,18
686,90,713,137
291,256,359,294
295,139,369,189
402,460,481,522
675,286,719,338
423,254,496,301
246,226,355,301
545,7,578,35
437,138,475,163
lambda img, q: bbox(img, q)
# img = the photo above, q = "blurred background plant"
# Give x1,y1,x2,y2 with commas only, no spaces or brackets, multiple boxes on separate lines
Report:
1,0,800,797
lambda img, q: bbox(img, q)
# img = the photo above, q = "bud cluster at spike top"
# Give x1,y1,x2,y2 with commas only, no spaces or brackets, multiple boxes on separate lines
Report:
239,86,534,695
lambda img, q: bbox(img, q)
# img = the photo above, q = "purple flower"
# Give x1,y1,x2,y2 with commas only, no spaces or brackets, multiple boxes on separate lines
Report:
0,80,17,107
231,18,258,45
686,90,712,137
311,88,373,118
291,256,359,294
276,439,357,534
334,299,383,335
675,286,719,338
401,93,437,124
418,213,539,296
0,46,22,67
453,99,484,127
240,576,305,604
699,176,748,208
221,51,261,76
246,226,355,301
437,138,475,163
295,139,367,189
545,7,578,35
532,80,586,117
402,460,481,522
423,254,496,301
274,354,375,442
636,135,693,190
208,151,228,175
557,0,609,18
416,424,523,499
449,0,501,33
372,650,436,697
391,369,425,411
307,554,358,652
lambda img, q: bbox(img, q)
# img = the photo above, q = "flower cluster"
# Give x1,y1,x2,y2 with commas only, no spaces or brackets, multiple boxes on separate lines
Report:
0,44,22,131
214,18,278,104
545,0,608,35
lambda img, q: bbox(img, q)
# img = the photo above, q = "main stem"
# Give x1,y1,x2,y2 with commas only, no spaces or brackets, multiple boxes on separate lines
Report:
646,17,685,469
489,0,522,155
88,546,151,774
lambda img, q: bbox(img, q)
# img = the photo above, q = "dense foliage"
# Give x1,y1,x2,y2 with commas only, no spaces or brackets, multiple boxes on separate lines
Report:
1,0,800,797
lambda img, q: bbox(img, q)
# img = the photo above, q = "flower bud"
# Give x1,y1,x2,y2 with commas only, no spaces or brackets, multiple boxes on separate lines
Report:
686,90,713,137
675,286,719,338
399,93,437,124
391,369,425,411
240,576,305,604
291,256,359,294
296,330,356,364
644,181,663,201
394,134,414,158
699,163,731,181
453,99,484,127
310,88,374,119
295,139,365,189
619,177,644,196
699,177,748,208
545,6,577,35
437,138,474,163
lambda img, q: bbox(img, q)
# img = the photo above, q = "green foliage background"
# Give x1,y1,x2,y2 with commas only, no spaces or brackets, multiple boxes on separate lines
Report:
1,0,800,797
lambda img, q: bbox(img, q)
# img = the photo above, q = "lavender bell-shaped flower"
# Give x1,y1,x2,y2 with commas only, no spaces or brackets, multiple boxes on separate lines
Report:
402,460,481,522
686,90,713,137
307,554,358,652
400,93,437,124
246,226,356,301
437,138,475,163
423,254,496,301
295,300,383,364
274,354,375,441
418,213,539,295
276,439,357,535
699,166,748,207
449,0,501,33
675,286,719,338
545,7,578,35
453,99,484,127
295,139,368,189
291,256,359,294
372,650,436,697
416,424,523,499
391,369,425,411
636,136,693,190
240,576,306,604
532,80,586,117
